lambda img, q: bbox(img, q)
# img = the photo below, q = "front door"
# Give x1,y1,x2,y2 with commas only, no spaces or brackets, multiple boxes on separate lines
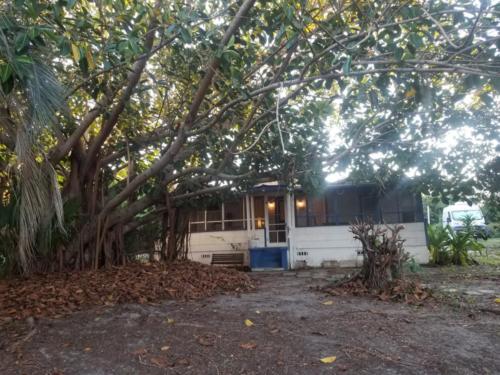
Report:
266,195,287,245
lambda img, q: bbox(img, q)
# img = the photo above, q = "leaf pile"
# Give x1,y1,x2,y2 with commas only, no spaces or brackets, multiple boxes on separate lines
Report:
323,278,431,305
0,261,254,323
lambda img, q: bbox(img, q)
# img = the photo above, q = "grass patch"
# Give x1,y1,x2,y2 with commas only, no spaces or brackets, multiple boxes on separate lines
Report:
474,238,500,266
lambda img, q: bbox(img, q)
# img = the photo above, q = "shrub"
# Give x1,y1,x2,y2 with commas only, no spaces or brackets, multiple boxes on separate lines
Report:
426,217,484,266
427,224,450,265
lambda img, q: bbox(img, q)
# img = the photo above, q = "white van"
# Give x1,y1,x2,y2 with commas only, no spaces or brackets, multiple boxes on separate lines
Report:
442,202,491,238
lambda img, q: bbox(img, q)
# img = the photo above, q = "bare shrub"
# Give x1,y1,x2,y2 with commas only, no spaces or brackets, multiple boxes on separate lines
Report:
350,220,409,290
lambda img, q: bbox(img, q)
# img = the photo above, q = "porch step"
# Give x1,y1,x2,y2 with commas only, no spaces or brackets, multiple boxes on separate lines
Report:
211,253,245,266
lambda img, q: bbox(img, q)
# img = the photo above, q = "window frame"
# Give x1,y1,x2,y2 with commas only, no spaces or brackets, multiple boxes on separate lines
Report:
294,187,421,227
189,199,247,233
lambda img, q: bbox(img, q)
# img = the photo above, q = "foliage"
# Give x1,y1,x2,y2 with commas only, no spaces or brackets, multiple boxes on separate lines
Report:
447,216,484,265
427,224,450,265
427,217,485,266
0,0,498,274
404,257,422,274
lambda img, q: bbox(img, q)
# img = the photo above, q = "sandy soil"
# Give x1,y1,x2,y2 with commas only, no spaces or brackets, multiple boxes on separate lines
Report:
1,267,499,375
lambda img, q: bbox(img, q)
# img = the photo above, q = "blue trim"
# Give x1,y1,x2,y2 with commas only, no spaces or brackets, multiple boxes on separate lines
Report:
249,247,288,269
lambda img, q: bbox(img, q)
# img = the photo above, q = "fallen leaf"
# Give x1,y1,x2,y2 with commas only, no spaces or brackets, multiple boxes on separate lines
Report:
197,335,216,346
175,358,190,366
150,356,169,368
322,300,334,305
160,346,170,352
132,348,147,356
495,298,500,304
166,318,175,324
240,341,257,350
320,356,337,364
244,319,254,327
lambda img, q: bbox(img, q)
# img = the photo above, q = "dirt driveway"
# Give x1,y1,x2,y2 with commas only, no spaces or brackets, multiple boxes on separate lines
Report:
1,268,499,375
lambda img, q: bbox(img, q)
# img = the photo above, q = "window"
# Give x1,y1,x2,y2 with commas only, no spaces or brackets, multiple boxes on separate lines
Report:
335,189,360,225
325,189,361,225
295,186,421,227
189,210,205,233
206,202,222,231
380,191,399,223
451,210,482,221
295,195,308,227
189,198,247,232
254,196,265,229
360,188,379,222
224,199,246,230
295,194,327,227
380,190,418,223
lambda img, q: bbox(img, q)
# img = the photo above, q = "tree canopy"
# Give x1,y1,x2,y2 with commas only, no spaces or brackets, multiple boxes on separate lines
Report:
0,0,498,274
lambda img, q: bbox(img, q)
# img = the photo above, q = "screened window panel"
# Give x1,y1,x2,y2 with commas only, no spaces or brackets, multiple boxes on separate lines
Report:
308,196,327,226
335,189,361,225
381,191,400,223
224,199,246,230
254,196,265,229
295,195,308,227
189,223,205,233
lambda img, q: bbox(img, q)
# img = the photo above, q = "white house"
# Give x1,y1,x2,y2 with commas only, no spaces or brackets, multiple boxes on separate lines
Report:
187,182,429,270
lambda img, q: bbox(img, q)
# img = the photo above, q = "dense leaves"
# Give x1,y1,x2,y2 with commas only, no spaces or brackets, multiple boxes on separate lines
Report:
0,0,498,274
0,261,254,322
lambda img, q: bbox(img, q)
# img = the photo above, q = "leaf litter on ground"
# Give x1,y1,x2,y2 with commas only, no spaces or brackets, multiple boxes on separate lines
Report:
0,261,254,323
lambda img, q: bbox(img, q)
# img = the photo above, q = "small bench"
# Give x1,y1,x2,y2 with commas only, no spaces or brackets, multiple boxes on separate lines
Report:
211,253,245,266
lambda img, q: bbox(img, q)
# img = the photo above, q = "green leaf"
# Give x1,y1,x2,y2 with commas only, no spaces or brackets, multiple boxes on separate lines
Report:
0,64,13,83
409,33,423,49
222,49,239,60
15,32,29,52
227,35,235,48
180,28,192,43
15,55,33,65
394,47,404,62
342,56,351,75
71,43,81,62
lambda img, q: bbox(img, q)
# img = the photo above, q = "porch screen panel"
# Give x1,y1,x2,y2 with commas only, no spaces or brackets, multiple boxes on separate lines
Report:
295,194,308,227
294,194,327,227
398,191,417,223
206,202,222,231
380,191,399,223
380,190,419,223
189,210,205,232
254,196,265,229
224,199,246,230
336,189,361,225
360,187,379,222
308,196,327,226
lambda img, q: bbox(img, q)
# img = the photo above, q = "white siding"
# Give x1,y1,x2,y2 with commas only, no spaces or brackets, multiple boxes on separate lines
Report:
188,229,267,266
291,222,428,268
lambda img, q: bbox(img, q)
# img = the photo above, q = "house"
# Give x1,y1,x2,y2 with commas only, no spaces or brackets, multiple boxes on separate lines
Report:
187,182,429,269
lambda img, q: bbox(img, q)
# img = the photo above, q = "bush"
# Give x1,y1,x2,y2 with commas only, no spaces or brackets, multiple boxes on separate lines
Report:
427,224,450,265
427,217,484,266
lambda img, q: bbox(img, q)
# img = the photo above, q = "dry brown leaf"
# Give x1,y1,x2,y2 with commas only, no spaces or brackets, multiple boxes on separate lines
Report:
240,341,257,350
149,356,169,368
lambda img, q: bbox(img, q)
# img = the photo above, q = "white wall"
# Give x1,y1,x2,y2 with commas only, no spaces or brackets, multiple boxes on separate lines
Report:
188,222,428,269
188,229,266,266
291,222,428,268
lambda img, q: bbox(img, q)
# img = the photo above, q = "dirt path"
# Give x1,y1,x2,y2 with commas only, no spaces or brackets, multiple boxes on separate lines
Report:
1,269,499,374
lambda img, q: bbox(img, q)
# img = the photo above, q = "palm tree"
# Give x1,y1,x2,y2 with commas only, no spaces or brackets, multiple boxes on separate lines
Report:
0,13,66,274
